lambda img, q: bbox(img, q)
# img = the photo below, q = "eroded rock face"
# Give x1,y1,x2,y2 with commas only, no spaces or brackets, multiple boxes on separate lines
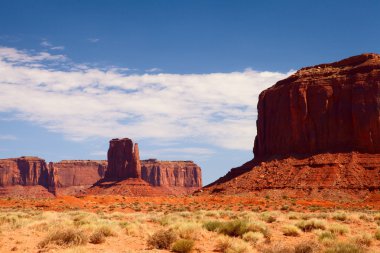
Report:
0,157,50,187
204,54,380,196
54,160,107,187
105,138,141,179
141,159,202,187
254,53,380,161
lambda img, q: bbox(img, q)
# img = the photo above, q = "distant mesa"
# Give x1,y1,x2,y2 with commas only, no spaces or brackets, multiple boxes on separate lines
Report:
0,138,202,197
203,53,380,199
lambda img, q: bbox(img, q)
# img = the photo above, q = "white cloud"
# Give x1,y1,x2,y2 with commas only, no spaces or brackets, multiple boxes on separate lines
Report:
40,40,65,51
0,46,292,151
88,38,100,43
146,67,162,72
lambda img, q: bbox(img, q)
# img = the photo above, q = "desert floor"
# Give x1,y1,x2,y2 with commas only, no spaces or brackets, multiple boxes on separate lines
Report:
1,194,380,253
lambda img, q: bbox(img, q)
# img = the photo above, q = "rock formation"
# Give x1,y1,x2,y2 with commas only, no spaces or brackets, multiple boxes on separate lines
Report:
141,159,202,187
0,156,56,195
105,138,141,179
54,160,107,187
204,53,380,197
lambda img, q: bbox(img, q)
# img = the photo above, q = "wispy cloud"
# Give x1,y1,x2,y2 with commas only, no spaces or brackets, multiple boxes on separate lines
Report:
41,40,65,50
146,67,162,72
88,38,100,43
0,46,292,151
0,135,18,141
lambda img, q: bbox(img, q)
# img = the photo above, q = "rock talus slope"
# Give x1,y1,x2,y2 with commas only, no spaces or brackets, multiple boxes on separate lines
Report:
204,53,380,196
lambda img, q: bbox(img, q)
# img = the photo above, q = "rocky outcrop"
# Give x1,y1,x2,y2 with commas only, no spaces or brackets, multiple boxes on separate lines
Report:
204,53,380,196
254,53,380,161
141,159,202,187
54,160,107,187
0,156,56,195
105,138,141,179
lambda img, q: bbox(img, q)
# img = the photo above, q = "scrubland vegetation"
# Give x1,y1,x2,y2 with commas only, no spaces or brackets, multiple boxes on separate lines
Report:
1,204,380,252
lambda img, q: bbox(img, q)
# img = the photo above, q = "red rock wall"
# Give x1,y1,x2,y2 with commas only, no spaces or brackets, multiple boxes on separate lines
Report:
141,159,202,187
105,138,141,179
254,53,380,161
54,160,107,187
0,157,50,187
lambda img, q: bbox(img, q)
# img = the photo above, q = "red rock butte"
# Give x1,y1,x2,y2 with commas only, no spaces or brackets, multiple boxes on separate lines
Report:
204,53,380,198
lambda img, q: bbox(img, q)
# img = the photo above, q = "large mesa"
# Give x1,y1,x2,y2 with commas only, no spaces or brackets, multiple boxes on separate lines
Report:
204,53,380,198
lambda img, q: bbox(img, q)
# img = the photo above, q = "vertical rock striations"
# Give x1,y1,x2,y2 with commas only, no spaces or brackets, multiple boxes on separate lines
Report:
105,138,141,179
141,159,202,187
204,53,380,196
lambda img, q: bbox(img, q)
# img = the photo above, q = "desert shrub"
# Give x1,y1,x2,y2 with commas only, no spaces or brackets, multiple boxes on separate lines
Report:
89,231,105,244
219,220,249,237
353,233,372,247
358,214,373,222
328,224,349,235
172,222,201,240
332,212,347,222
282,225,301,236
318,231,336,241
38,228,88,248
147,229,177,249
172,239,195,253
242,231,263,243
324,242,364,253
296,219,326,232
246,221,270,238
374,229,380,240
96,225,116,237
294,241,319,253
203,220,223,232
260,212,276,223
262,243,293,253
215,236,252,253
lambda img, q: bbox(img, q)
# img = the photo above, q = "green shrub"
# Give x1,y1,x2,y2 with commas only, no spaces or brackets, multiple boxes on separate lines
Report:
147,229,177,249
203,220,223,232
219,220,249,237
38,228,88,248
172,239,195,253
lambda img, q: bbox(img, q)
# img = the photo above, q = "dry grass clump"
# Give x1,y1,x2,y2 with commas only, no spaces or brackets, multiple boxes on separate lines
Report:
260,212,277,223
89,225,116,244
324,242,364,253
294,241,319,253
282,225,301,236
215,235,252,253
38,228,88,248
172,239,195,253
261,242,293,253
352,233,372,247
328,223,349,235
171,222,202,240
332,212,348,222
147,229,177,249
242,231,263,244
203,220,223,232
374,228,380,240
295,219,326,232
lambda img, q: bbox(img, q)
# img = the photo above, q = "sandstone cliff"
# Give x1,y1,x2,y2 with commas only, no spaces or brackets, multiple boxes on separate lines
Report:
0,157,51,187
141,159,202,187
54,160,107,187
105,138,141,179
204,53,380,196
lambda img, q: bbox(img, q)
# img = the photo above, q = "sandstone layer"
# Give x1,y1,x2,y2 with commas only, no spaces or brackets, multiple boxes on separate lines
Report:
141,159,202,187
105,138,141,179
0,157,56,197
204,53,380,196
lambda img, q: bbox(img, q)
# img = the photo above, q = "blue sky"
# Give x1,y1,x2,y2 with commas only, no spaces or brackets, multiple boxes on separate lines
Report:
0,0,379,185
